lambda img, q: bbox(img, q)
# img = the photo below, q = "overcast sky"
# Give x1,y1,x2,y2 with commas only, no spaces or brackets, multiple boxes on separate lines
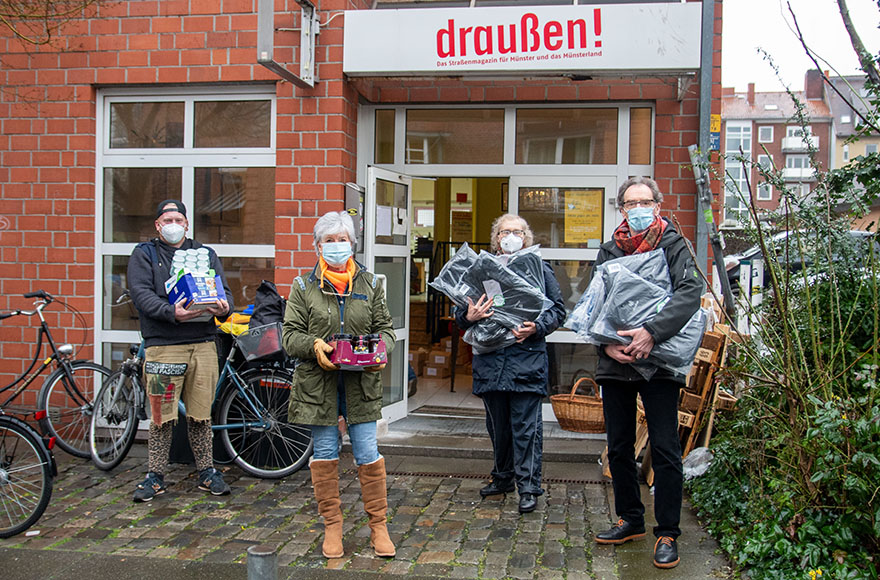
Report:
722,0,880,92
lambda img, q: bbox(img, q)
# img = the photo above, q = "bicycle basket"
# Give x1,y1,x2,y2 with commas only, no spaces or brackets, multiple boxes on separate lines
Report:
234,322,284,361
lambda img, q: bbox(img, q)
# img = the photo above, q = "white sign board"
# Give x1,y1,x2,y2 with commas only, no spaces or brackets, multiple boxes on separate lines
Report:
343,3,701,77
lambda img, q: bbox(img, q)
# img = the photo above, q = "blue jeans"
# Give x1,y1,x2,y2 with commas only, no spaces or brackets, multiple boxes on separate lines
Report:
311,420,380,466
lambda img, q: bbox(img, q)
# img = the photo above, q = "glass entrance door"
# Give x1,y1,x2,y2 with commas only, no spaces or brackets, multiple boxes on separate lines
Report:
364,166,412,422
507,175,619,422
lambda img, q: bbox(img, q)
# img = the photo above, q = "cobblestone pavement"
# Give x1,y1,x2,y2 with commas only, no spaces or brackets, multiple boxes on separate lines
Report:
0,447,734,579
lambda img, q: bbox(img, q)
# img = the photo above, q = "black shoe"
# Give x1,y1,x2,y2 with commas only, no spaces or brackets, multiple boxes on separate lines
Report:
518,493,537,513
653,536,680,568
479,479,515,497
595,518,646,545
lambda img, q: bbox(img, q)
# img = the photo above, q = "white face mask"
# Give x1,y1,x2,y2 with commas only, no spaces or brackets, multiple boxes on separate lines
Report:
160,223,186,245
500,233,524,254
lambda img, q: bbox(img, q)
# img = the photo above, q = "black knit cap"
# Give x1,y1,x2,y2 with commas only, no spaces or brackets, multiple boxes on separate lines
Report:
156,199,187,218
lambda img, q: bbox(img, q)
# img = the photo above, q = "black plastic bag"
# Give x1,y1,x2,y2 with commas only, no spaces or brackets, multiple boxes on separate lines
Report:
249,279,285,328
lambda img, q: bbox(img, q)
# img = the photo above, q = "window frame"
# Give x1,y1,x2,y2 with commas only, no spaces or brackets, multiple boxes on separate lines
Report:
722,121,752,225
757,126,774,143
94,85,277,356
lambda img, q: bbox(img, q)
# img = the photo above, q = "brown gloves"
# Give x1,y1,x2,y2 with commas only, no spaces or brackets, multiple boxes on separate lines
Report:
313,338,339,371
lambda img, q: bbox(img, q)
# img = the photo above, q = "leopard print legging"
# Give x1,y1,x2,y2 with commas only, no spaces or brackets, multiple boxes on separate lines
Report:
147,418,213,474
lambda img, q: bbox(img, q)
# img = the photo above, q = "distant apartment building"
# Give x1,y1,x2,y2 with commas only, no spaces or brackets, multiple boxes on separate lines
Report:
827,75,880,228
827,75,880,167
720,70,833,227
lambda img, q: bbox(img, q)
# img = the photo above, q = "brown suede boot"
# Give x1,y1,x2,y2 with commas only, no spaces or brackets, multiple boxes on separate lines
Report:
358,456,396,557
310,458,344,558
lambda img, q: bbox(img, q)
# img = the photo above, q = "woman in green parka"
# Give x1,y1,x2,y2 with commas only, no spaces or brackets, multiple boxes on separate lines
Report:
282,210,396,560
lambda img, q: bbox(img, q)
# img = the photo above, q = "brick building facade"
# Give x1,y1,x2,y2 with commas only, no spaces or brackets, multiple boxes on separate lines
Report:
0,0,723,414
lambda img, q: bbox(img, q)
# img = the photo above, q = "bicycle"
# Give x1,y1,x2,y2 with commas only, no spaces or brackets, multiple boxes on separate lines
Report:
1,290,111,458
90,321,313,478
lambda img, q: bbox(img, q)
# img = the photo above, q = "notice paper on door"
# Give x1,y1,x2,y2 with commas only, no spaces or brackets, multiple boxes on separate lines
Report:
376,205,393,237
392,207,407,235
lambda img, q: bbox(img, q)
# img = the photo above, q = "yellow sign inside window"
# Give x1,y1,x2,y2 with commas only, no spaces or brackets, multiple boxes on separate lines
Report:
564,189,603,244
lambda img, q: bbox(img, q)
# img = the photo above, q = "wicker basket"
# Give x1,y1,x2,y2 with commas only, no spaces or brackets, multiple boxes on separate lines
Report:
550,377,605,434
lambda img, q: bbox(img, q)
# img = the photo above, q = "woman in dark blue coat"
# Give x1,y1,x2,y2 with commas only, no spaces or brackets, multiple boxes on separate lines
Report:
455,214,566,514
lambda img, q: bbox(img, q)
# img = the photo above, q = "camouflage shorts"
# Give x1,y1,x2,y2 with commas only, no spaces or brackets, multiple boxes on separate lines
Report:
144,342,217,425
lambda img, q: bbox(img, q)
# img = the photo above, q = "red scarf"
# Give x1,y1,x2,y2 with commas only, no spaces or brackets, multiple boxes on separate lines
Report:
613,216,667,255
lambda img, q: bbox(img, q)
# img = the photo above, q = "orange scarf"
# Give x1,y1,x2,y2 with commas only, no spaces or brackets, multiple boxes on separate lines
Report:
319,257,356,295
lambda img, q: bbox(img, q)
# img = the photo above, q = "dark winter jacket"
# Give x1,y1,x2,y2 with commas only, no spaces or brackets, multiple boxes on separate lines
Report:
127,238,234,348
282,261,395,426
455,260,566,396
592,219,704,384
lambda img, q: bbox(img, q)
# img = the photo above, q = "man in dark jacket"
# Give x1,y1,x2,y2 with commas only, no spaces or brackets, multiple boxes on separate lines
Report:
591,177,703,569
455,214,566,514
127,199,234,502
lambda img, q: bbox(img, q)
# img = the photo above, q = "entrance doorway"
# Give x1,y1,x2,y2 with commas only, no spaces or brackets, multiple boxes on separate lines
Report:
404,175,613,421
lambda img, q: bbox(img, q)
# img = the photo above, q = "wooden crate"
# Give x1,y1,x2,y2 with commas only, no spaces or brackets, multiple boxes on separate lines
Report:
679,390,702,413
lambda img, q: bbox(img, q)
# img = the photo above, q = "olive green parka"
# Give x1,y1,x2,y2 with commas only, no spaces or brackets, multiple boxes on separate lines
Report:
283,261,395,426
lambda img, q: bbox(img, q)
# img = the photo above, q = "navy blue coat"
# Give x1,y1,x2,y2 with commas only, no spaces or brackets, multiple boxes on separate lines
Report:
455,260,566,396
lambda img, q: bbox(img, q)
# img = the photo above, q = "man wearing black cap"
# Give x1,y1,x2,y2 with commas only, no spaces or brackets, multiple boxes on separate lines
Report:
127,199,234,502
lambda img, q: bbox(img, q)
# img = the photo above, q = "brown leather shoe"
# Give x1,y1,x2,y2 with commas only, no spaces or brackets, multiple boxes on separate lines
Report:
595,518,646,545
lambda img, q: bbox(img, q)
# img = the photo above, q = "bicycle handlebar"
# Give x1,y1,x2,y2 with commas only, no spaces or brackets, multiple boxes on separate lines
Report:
24,290,53,301
0,310,20,320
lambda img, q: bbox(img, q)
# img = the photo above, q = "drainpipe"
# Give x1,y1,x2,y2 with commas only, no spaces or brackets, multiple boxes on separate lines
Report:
695,0,715,268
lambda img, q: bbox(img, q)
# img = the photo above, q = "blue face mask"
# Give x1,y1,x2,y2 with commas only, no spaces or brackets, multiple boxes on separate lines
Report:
321,241,353,266
626,207,656,232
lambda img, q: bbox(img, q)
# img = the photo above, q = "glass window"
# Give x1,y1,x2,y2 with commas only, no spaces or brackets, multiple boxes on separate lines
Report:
516,108,618,164
757,126,773,143
546,260,595,320
103,167,182,243
194,167,275,245
786,155,809,169
723,122,751,223
518,186,605,249
102,256,140,331
546,342,599,398
866,144,878,154
374,109,395,164
194,100,271,148
757,154,772,171
757,183,772,201
405,109,503,164
843,144,850,162
218,256,276,311
381,338,405,406
629,107,652,164
374,257,407,329
110,102,184,149
786,125,812,138
374,178,409,246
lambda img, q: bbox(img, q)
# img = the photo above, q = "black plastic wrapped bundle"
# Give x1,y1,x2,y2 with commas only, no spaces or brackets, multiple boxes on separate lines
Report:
458,252,549,331
427,243,478,307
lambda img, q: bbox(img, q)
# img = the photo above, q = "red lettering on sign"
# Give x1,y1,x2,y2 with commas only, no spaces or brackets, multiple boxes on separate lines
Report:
437,19,455,58
498,23,516,54
521,13,539,52
544,20,562,50
474,25,492,55
434,10,603,59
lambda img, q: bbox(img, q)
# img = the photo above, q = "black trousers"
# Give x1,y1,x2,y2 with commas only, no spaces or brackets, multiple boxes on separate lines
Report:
482,391,544,495
600,378,683,539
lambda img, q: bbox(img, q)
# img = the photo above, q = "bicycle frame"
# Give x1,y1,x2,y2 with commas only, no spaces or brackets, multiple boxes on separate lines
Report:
0,300,75,409
209,342,277,432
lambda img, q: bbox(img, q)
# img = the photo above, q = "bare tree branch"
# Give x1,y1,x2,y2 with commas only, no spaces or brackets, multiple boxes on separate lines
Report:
836,0,880,86
787,2,880,135
0,0,105,46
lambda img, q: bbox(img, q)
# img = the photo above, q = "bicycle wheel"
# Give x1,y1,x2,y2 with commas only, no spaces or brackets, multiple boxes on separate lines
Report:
0,417,53,538
39,361,111,458
89,370,140,471
217,367,313,478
